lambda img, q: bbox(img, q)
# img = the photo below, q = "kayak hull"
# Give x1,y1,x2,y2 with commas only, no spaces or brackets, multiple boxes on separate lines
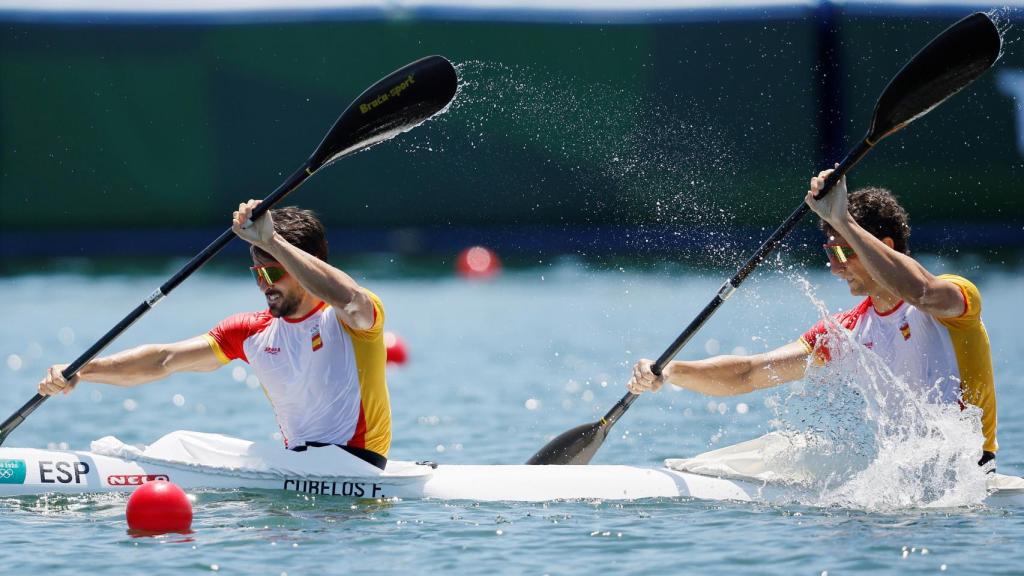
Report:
0,446,786,502
1,431,1020,505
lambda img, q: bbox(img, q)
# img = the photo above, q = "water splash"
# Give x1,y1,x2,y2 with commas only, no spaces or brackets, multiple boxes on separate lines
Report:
765,276,988,511
396,60,740,256
987,6,1019,62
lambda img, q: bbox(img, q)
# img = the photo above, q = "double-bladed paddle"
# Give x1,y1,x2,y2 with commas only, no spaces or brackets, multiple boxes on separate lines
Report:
0,55,459,446
527,12,1002,465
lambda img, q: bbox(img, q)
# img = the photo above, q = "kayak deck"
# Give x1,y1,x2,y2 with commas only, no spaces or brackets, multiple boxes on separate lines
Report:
0,445,780,502
1,431,1020,505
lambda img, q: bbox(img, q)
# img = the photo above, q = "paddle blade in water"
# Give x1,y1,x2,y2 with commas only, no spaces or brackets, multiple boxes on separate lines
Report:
308,55,459,172
526,421,608,465
867,12,1001,144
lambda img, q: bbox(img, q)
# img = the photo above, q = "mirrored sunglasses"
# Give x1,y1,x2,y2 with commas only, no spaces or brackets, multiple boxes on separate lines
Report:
822,243,856,266
250,264,287,287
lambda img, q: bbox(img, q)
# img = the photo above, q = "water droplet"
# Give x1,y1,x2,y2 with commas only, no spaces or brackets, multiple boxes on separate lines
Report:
704,338,721,355
27,342,43,359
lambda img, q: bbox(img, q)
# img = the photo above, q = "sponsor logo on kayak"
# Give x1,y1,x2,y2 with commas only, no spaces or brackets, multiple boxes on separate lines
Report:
107,474,170,486
39,460,90,484
0,459,26,484
283,479,384,498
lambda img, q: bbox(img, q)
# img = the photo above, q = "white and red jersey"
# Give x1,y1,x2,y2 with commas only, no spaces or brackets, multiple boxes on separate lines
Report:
800,274,997,453
204,291,391,457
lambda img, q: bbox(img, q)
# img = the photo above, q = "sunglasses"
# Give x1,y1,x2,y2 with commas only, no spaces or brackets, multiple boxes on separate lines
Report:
250,264,287,288
823,243,856,266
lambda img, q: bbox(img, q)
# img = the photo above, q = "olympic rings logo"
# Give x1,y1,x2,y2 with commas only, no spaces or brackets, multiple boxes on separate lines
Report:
0,468,15,479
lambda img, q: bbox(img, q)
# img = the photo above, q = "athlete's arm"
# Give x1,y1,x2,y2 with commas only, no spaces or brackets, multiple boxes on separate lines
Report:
232,199,375,330
38,336,223,396
806,168,966,319
628,340,810,397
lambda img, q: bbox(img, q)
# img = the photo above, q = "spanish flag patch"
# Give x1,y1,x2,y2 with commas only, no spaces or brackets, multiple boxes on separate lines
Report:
899,320,911,341
311,328,323,351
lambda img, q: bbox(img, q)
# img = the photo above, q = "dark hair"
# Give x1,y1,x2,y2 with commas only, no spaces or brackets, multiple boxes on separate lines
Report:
251,206,328,261
820,187,911,255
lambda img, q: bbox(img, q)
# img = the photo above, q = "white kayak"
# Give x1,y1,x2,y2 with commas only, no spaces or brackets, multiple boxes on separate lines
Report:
1,431,1021,505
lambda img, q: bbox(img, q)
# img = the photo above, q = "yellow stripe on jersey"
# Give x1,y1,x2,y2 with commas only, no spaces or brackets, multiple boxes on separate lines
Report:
338,289,391,458
204,334,231,365
936,274,998,453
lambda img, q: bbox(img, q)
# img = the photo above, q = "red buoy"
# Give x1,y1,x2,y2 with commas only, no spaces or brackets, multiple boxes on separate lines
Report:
384,331,408,365
456,246,501,279
126,480,193,534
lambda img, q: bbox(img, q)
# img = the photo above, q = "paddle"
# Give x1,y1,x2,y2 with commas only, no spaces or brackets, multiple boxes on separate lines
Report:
527,12,1002,465
0,55,458,447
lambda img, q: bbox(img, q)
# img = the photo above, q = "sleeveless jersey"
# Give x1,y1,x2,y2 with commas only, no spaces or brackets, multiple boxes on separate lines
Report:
800,274,997,453
204,291,391,457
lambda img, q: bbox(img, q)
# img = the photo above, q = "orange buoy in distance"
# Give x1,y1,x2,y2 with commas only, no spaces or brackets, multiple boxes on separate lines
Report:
126,480,193,534
384,331,408,365
456,246,501,279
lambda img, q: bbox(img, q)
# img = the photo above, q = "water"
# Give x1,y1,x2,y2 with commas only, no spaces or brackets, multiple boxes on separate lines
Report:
1,257,1022,574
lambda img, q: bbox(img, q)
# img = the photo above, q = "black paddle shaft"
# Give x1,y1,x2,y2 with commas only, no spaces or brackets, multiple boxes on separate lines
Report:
603,140,873,427
0,165,311,445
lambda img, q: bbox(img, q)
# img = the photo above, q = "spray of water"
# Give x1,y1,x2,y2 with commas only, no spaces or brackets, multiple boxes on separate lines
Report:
764,276,989,511
987,6,1018,61
395,60,739,257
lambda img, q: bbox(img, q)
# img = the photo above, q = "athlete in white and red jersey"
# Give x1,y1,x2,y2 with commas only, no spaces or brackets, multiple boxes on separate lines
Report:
800,274,996,456
627,167,998,468
37,202,392,469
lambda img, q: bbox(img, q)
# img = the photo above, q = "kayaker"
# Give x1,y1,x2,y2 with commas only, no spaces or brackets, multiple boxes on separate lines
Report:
37,201,391,469
627,167,998,468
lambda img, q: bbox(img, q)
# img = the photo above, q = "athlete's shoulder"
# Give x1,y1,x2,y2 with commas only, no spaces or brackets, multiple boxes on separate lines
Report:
838,297,873,328
936,273,983,324
215,309,275,333
325,289,385,339
936,274,980,297
361,289,385,315
799,297,871,361
207,310,275,363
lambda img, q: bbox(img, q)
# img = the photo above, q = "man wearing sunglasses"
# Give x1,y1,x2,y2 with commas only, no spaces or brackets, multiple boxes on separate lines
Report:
628,167,997,469
37,201,391,470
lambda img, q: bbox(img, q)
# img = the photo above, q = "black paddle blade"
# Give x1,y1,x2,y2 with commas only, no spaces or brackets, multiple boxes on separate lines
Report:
308,55,459,172
868,12,1001,144
526,420,608,465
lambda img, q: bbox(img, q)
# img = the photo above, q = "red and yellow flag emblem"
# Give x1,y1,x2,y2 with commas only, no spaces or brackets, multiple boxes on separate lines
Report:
311,328,323,351
899,321,911,341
